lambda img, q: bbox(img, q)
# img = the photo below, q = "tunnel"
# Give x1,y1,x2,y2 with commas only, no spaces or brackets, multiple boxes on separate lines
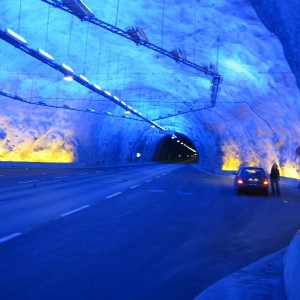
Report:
0,0,299,178
154,133,198,163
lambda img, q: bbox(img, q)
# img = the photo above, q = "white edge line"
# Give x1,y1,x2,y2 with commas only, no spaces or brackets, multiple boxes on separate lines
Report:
106,192,122,199
130,184,140,189
60,205,90,218
145,179,152,182
0,232,23,244
19,180,39,184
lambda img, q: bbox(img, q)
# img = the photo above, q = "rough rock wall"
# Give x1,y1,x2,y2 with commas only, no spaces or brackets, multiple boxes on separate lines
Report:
251,0,300,88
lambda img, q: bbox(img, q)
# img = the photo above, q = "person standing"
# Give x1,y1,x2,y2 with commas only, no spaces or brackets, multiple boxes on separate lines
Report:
270,163,280,196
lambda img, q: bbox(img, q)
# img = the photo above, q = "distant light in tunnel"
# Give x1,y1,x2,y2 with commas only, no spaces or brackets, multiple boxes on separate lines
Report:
37,49,54,61
4,28,27,44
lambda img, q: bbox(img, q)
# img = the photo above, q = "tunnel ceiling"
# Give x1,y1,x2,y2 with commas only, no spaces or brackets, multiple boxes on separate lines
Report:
0,0,300,177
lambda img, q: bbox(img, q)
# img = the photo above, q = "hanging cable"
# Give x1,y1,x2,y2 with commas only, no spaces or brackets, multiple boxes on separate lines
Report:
161,0,165,48
17,0,23,34
115,0,120,27
66,15,74,64
83,23,90,74
45,4,51,51
96,39,102,83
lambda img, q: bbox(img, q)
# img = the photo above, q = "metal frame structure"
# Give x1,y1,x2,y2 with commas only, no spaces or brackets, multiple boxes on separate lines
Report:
0,28,165,131
41,0,222,106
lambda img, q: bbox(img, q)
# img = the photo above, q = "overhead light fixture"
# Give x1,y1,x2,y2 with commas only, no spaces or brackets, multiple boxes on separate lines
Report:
61,63,74,73
85,108,95,112
113,95,120,101
126,26,140,43
37,49,54,61
63,0,94,18
79,74,89,83
136,27,149,42
104,90,111,96
4,28,27,44
93,83,102,90
63,75,74,81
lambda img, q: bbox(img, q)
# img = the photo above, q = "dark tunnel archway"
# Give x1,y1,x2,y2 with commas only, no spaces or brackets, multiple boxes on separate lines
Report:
154,133,198,163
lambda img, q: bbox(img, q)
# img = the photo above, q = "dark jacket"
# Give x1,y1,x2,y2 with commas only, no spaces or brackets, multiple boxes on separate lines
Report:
270,168,280,179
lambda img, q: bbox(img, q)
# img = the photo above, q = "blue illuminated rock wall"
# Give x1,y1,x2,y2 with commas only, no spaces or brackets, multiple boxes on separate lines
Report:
0,0,299,176
251,0,300,88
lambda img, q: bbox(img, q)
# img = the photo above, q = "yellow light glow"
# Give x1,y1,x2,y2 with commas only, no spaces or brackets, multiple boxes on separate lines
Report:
280,161,299,179
221,141,241,171
0,115,75,163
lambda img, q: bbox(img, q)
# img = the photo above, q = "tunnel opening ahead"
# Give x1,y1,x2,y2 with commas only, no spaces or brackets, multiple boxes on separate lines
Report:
154,133,198,163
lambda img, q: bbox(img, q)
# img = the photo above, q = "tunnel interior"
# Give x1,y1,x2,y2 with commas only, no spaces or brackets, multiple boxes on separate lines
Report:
154,133,198,163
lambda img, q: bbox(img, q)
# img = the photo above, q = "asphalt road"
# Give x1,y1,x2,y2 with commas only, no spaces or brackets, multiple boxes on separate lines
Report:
0,163,300,300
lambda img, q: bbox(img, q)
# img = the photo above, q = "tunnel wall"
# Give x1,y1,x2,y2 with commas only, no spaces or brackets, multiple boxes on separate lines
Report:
251,0,300,88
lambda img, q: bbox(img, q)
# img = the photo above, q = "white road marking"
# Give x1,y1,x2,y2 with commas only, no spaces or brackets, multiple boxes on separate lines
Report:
96,171,104,173
18,180,39,184
0,232,23,244
156,176,161,178
146,189,165,193
106,192,122,199
55,176,67,179
130,184,140,189
145,179,152,182
176,191,193,195
77,173,87,176
60,205,90,217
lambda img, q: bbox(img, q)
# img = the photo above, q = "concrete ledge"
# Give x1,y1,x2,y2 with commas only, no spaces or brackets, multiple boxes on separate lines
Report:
194,249,286,300
284,230,300,300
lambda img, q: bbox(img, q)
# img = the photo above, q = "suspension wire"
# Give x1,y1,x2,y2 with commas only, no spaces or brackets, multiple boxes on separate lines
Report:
96,38,102,83
161,0,165,48
216,35,221,73
45,4,51,51
193,6,197,64
66,15,74,64
115,0,120,27
17,0,22,34
83,22,90,74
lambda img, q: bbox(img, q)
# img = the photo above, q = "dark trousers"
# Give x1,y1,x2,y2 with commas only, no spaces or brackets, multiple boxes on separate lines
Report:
271,179,280,195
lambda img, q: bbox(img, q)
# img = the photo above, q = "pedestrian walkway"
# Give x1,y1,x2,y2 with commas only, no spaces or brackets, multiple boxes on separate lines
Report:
194,249,287,300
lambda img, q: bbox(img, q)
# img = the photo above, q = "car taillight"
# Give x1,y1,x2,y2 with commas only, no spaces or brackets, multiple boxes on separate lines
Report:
263,179,269,185
237,178,243,185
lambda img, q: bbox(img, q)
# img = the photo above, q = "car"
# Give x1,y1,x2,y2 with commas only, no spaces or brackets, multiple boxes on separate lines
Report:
234,166,269,196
